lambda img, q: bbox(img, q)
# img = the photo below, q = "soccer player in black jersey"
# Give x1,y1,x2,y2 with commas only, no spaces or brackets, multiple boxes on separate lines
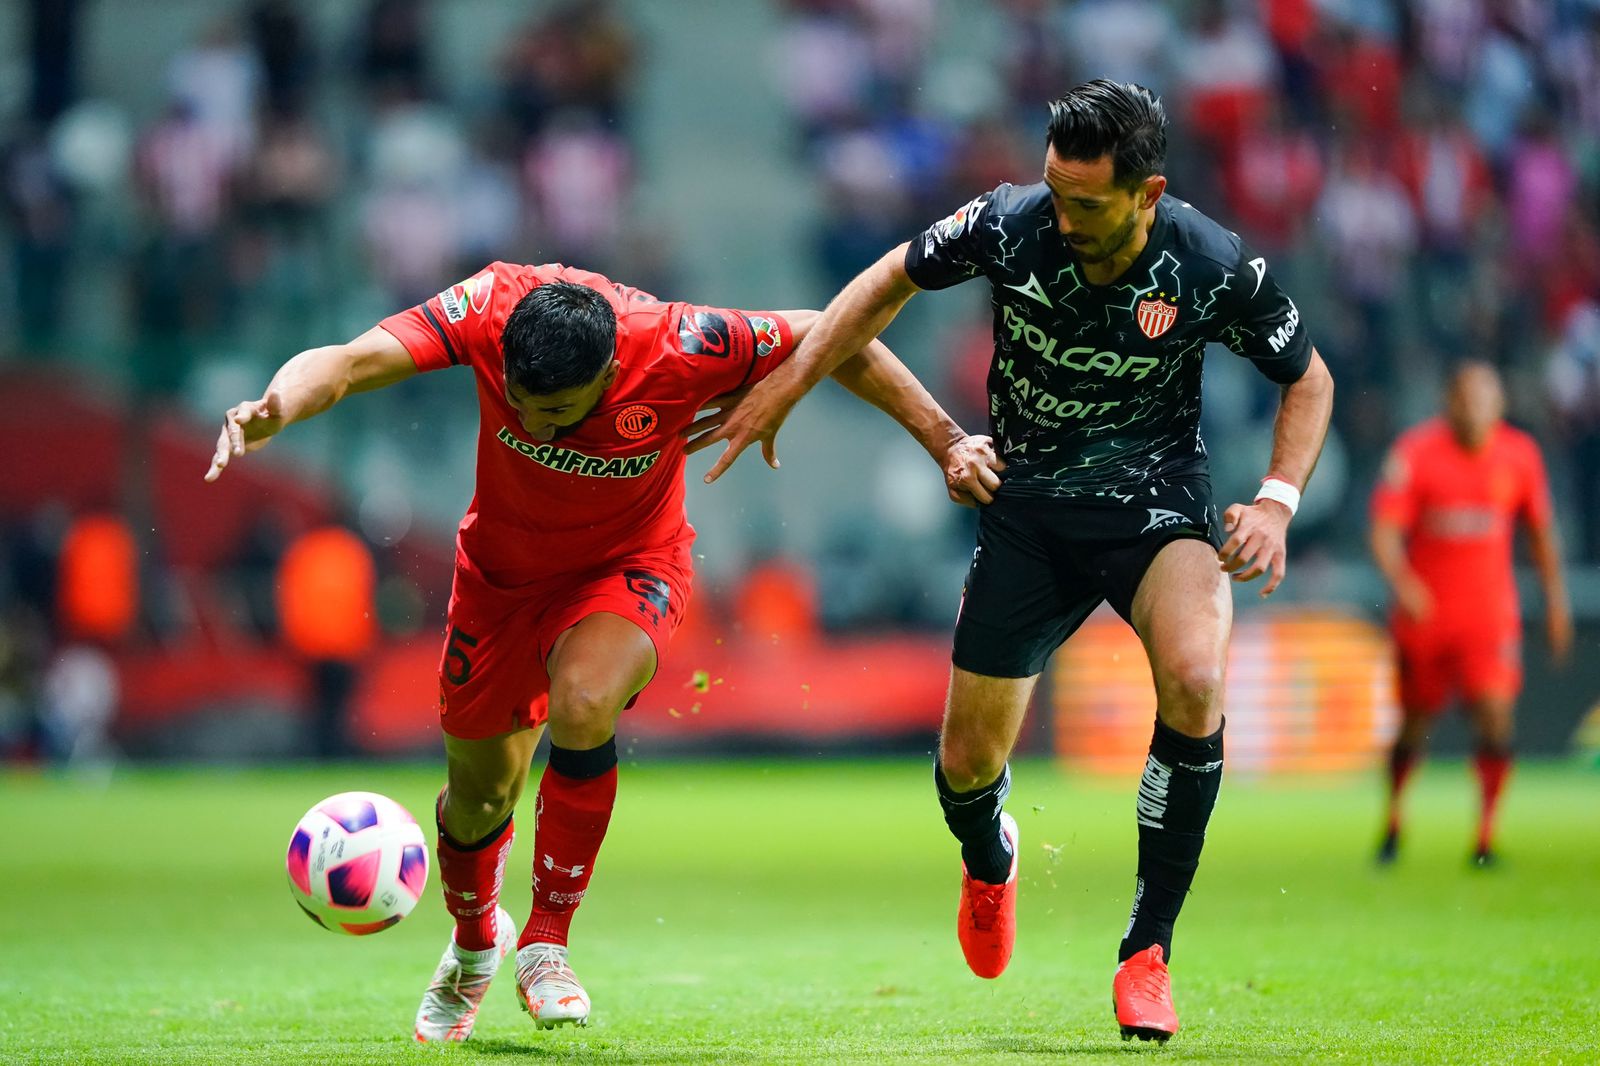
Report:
694,80,1334,1043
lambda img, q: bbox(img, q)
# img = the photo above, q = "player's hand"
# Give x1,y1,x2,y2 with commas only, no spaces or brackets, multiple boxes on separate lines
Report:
943,435,1005,507
1547,601,1574,665
1394,573,1433,622
1218,500,1292,596
684,386,753,450
204,391,287,482
688,377,799,483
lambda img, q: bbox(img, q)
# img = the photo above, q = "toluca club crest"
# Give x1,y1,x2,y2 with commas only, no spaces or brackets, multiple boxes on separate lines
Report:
1136,297,1178,339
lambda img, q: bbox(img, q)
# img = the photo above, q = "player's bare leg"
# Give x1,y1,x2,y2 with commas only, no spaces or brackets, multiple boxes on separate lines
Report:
937,669,1035,978
416,725,544,1042
516,611,657,1029
1378,709,1431,865
1112,538,1231,1043
1464,693,1516,866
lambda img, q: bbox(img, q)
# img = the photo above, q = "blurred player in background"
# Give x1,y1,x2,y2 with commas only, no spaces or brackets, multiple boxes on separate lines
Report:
1370,360,1571,867
698,80,1334,1043
205,262,993,1040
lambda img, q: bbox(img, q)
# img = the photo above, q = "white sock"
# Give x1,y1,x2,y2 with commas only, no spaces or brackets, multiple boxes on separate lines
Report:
451,937,500,968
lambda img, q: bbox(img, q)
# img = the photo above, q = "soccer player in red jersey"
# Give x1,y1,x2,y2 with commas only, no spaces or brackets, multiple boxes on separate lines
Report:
205,260,996,1040
1370,361,1572,867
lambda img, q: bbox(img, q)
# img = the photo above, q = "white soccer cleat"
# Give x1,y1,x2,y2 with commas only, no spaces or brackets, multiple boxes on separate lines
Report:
413,905,516,1043
514,941,591,1029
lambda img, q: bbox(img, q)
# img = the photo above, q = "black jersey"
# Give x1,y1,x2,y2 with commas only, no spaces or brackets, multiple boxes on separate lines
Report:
905,184,1313,498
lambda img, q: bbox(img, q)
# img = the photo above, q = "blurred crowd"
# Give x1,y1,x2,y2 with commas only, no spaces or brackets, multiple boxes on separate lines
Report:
3,0,1599,760
1,0,655,760
774,0,1600,556
4,0,654,392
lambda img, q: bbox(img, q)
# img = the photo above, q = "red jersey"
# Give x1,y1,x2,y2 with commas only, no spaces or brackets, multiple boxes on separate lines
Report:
1370,418,1552,631
379,261,796,586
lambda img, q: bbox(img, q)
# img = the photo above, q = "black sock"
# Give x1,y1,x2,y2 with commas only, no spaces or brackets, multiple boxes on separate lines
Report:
935,761,1014,884
1119,718,1224,963
435,793,512,851
548,735,618,780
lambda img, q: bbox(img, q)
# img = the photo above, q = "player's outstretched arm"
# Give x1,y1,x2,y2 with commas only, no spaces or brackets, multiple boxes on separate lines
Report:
695,243,921,484
826,337,1003,507
203,325,418,482
1218,348,1334,596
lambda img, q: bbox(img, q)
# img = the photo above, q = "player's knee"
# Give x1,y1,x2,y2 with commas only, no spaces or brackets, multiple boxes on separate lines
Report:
548,683,623,747
1471,709,1514,748
1155,661,1224,728
940,737,1008,794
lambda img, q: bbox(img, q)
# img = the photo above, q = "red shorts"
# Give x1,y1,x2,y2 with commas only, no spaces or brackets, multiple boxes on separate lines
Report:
436,547,691,740
1393,621,1522,715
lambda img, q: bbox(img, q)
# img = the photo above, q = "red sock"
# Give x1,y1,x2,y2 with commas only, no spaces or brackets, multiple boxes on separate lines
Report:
521,741,618,948
1474,748,1512,852
1386,744,1420,835
435,793,515,952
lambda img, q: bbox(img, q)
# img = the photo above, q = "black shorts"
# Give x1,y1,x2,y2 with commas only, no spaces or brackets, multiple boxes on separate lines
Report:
952,478,1223,678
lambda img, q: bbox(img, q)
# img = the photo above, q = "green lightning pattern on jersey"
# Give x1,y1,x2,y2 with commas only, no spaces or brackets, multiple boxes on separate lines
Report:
906,187,1313,498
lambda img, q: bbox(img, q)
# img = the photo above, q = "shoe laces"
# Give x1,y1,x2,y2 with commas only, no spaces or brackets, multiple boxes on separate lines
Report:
424,958,490,1017
1126,958,1170,1005
521,943,577,985
966,880,1008,932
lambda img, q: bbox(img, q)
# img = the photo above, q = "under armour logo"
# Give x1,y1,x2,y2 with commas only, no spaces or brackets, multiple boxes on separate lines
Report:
543,854,586,878
1141,507,1189,534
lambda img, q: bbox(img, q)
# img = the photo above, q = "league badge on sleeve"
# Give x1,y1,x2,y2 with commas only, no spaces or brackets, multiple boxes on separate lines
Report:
747,315,781,357
929,195,988,248
1135,294,1178,340
439,271,495,323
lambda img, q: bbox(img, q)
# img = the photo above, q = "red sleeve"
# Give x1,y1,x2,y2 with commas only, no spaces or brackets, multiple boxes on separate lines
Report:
1370,437,1419,530
665,305,797,398
1517,436,1554,530
377,262,517,372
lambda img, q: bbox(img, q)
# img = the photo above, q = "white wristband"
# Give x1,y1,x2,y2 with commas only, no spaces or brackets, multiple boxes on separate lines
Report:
1254,477,1301,516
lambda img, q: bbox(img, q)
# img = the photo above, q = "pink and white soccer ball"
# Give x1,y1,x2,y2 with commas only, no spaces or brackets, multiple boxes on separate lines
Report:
286,791,429,935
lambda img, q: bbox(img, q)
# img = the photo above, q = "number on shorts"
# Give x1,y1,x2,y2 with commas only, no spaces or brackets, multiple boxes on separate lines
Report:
444,626,479,685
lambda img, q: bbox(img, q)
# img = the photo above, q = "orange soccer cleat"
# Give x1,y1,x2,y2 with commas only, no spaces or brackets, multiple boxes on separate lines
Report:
957,811,1019,979
1113,944,1180,1043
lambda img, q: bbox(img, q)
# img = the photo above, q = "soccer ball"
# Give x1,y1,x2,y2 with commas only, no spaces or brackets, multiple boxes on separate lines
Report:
285,791,430,935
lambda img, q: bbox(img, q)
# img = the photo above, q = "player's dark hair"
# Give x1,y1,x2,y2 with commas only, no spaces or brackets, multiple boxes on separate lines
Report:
501,281,617,396
1046,80,1168,189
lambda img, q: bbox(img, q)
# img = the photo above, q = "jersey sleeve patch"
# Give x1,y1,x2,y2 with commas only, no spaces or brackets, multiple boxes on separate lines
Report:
439,270,495,323
1221,248,1313,384
677,310,740,358
905,190,995,291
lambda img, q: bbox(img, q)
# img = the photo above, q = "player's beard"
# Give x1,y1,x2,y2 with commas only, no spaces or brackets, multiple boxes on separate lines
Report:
1069,210,1139,265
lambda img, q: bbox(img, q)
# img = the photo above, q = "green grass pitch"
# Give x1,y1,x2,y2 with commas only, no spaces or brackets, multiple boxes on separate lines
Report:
3,757,1598,1064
